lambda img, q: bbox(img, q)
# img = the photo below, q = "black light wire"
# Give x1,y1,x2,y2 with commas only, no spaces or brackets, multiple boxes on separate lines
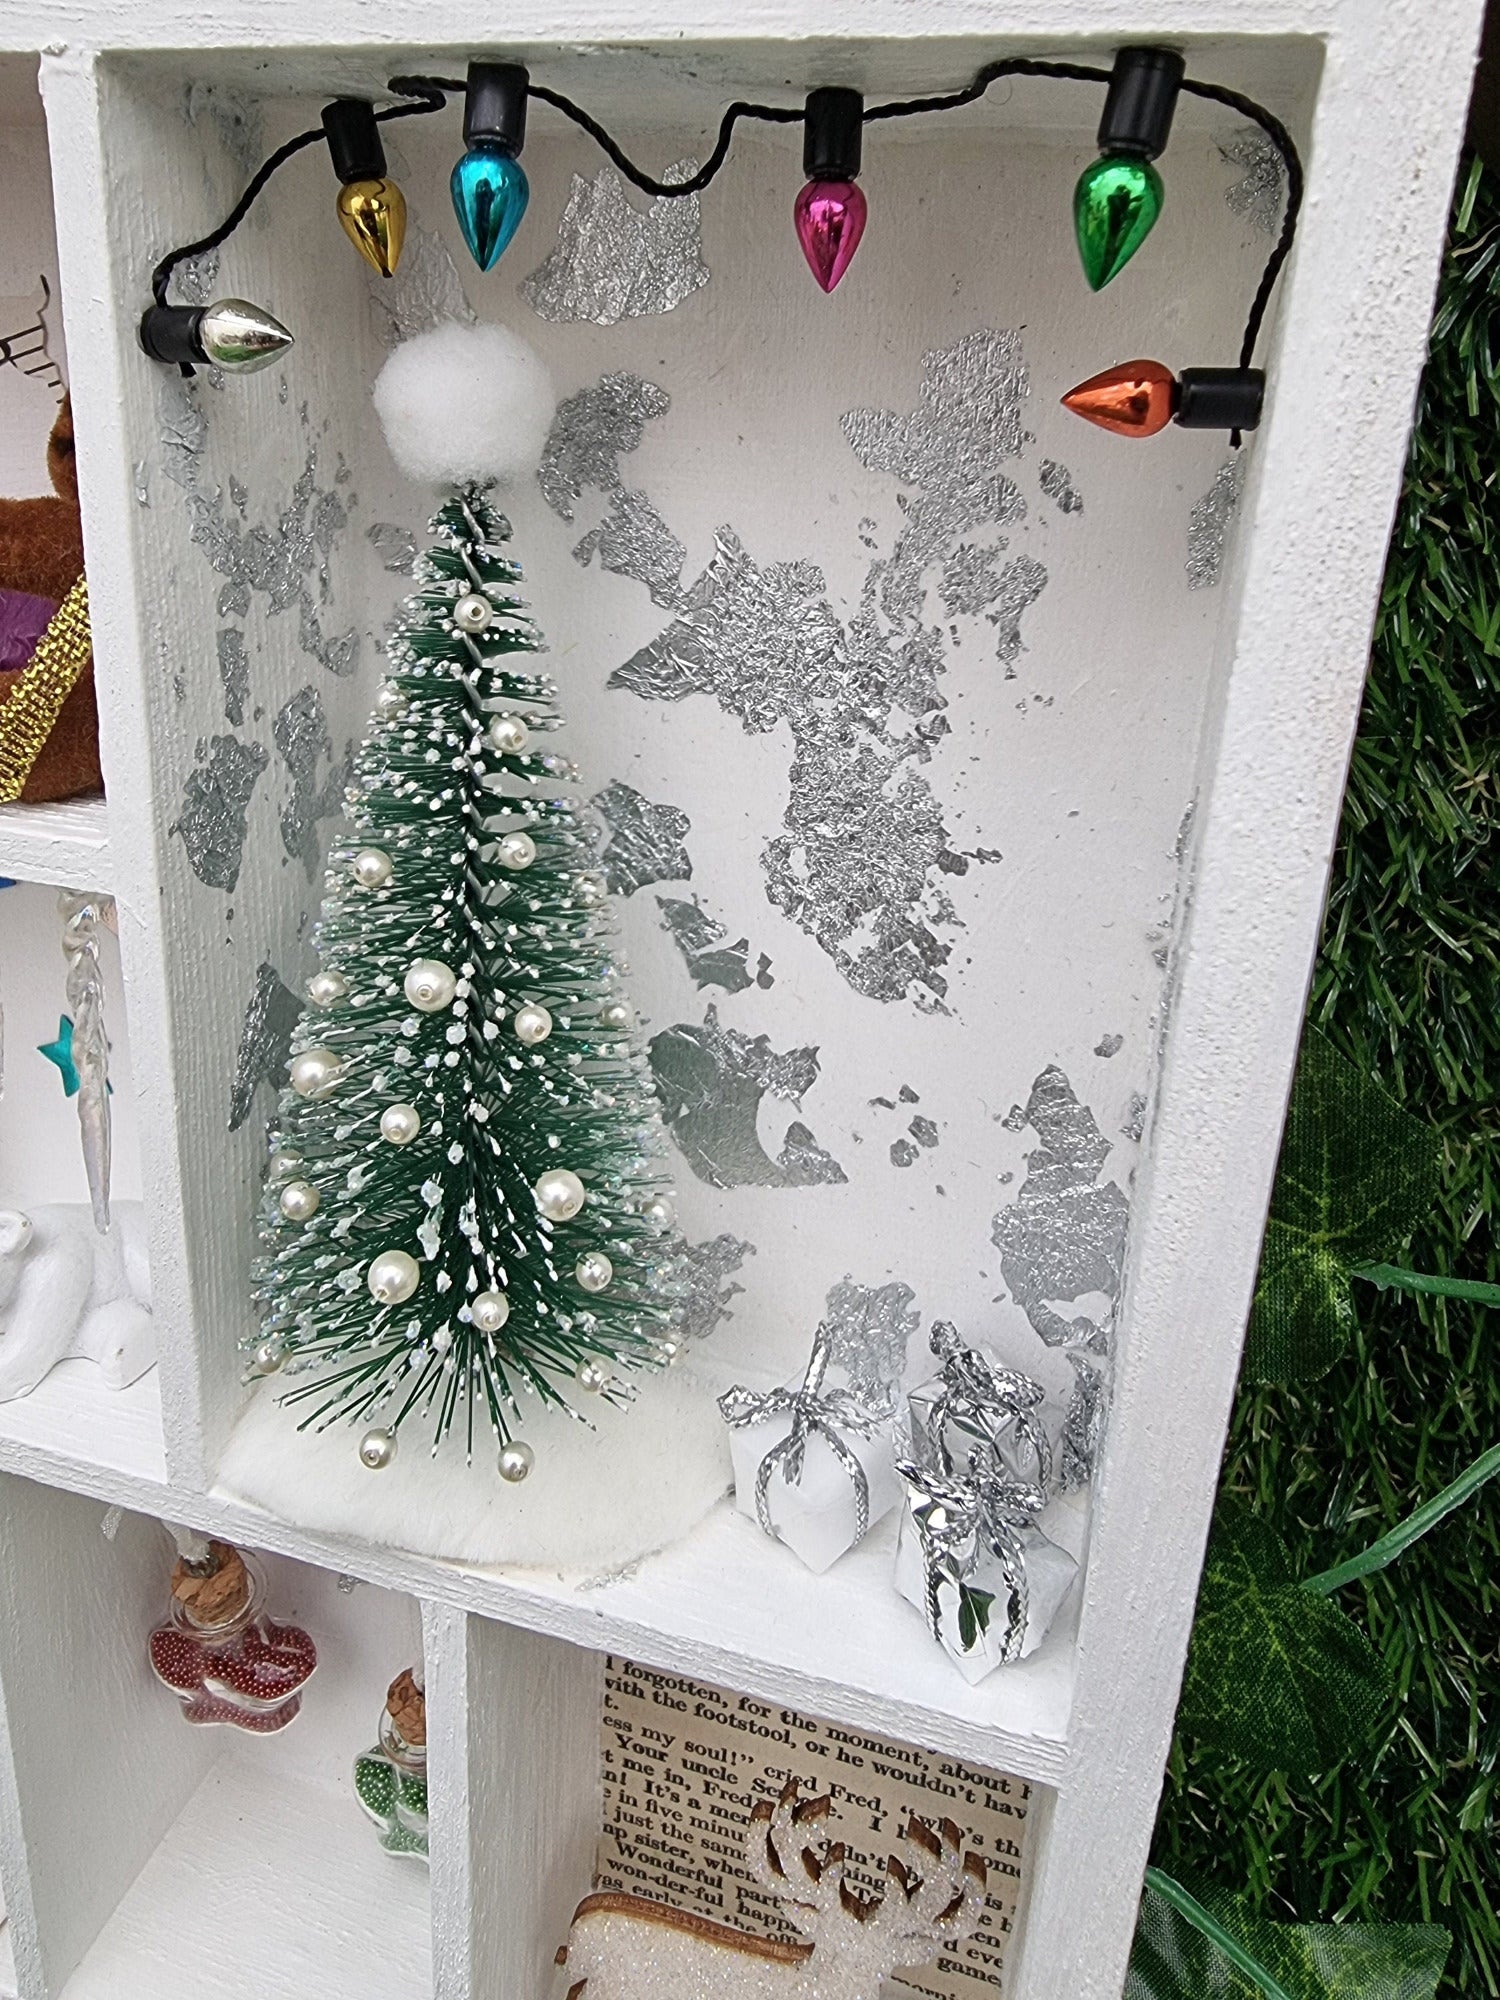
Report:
150,60,1301,373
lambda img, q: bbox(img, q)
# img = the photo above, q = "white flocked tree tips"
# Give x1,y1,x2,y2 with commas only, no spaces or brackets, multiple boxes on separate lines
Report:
251,486,679,1466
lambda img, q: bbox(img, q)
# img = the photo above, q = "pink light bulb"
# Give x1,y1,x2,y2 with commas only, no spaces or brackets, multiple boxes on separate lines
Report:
794,179,867,292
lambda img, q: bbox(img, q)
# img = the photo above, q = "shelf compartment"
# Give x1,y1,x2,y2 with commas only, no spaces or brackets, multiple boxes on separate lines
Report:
0,1484,428,1999
0,802,110,895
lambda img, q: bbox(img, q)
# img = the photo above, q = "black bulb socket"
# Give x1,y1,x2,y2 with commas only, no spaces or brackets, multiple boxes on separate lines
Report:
323,98,388,185
1097,46,1185,160
1174,367,1265,432
803,86,863,182
464,61,529,154
138,304,206,367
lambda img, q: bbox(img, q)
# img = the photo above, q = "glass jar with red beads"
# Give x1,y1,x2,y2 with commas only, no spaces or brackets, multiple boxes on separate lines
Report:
148,1535,317,1732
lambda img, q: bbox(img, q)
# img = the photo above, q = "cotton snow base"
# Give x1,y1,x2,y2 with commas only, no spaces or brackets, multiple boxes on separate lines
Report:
218,1363,730,1566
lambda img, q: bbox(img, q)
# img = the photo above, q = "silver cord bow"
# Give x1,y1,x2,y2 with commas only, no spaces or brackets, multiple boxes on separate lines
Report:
924,1320,1053,1490
896,1447,1046,1666
719,1325,886,1551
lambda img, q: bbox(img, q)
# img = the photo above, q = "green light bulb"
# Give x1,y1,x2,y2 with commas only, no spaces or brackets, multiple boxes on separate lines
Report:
1073,154,1164,290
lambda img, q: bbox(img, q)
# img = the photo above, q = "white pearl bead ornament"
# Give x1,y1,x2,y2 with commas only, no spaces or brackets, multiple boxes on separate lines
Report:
379,1103,422,1147
306,969,348,1008
535,1168,586,1221
367,1249,420,1305
498,1441,534,1483
486,713,529,754
251,1337,287,1376
289,1048,343,1099
374,684,408,720
278,1180,320,1222
496,831,537,872
471,1290,511,1334
513,1003,552,1046
453,592,493,634
360,1428,397,1469
575,1250,613,1294
599,999,631,1031
403,958,458,1012
576,1360,609,1393
267,1152,303,1182
642,1193,676,1230
351,848,393,889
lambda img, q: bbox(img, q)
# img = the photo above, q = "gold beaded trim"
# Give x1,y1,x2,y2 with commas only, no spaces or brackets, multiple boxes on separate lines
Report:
0,574,92,804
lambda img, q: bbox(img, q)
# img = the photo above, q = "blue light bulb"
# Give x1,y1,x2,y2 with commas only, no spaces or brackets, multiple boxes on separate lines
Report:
451,142,529,272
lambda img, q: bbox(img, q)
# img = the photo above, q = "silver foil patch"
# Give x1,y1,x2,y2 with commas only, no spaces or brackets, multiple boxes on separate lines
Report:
522,159,710,325
991,1065,1129,1349
591,780,692,896
368,222,475,345
818,1277,918,1415
1060,1352,1106,1491
217,628,249,725
1039,459,1083,514
648,1006,847,1189
228,959,301,1132
575,489,686,608
274,685,347,879
368,522,418,574
1187,458,1246,591
538,373,671,520
657,895,772,994
1219,126,1285,236
171,734,269,891
668,1232,756,1342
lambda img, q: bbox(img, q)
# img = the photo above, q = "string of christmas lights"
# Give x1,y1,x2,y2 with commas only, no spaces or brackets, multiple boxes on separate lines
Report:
138,47,1302,443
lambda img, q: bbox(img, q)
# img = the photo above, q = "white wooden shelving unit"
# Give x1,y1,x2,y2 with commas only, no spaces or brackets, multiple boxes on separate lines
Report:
0,6,1482,1999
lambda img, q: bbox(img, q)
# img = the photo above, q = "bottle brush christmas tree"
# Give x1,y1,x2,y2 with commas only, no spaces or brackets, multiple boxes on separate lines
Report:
251,322,680,1480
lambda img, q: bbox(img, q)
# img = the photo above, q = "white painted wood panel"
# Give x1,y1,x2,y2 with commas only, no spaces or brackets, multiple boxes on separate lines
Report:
467,1620,602,2000
0,805,110,894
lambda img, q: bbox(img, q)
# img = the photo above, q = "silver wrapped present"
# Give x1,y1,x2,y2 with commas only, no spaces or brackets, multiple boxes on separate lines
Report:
894,1450,1077,1683
906,1320,1056,1488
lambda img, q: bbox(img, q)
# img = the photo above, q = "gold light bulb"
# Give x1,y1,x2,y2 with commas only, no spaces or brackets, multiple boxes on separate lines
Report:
336,176,407,277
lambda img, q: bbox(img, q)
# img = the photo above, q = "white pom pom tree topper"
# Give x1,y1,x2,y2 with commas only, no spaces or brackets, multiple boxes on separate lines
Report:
251,322,684,1475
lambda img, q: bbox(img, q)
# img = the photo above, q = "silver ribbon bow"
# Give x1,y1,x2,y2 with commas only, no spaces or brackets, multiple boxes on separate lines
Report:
719,1326,886,1551
923,1321,1053,1490
896,1449,1047,1666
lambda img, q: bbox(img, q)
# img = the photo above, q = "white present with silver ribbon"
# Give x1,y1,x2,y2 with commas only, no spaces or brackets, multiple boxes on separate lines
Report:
719,1325,899,1574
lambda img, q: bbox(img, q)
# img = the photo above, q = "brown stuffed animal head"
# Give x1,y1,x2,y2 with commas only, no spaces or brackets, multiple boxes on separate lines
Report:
47,395,77,505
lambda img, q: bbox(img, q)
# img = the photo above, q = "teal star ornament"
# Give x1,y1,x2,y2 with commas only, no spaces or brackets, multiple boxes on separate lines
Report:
37,1015,80,1095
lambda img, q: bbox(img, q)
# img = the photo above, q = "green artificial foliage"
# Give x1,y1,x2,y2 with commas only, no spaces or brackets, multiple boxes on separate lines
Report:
1129,1876,1450,2000
1245,1029,1442,1383
252,488,678,1454
1153,155,1500,1996
1178,1511,1393,1780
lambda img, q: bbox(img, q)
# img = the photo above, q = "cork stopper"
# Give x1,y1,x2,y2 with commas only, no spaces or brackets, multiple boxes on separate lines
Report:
386,1667,426,1748
171,1539,250,1627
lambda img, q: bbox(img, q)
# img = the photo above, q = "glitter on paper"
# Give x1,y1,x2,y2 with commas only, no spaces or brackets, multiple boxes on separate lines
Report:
229,960,301,1131
819,1276,918,1413
171,734,268,891
1094,1034,1123,1059
1039,459,1084,514
940,542,1004,619
648,1006,847,1189
575,489,686,608
367,522,417,574
1121,1092,1147,1142
274,684,347,879
367,222,475,346
538,373,671,521
592,780,692,896
666,1233,756,1342
890,1138,919,1168
522,159,709,325
991,1065,1129,1348
657,895,772,994
990,556,1049,668
1219,126,1285,236
1187,458,1246,591
217,628,249,725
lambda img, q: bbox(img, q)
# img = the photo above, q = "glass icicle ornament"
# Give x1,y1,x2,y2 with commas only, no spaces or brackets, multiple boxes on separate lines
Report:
251,323,679,1467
